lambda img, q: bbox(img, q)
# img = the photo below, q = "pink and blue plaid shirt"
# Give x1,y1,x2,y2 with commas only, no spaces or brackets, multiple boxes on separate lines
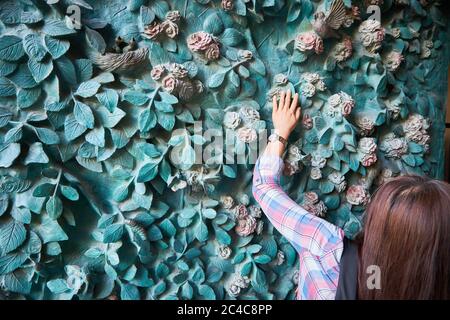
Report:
252,154,345,300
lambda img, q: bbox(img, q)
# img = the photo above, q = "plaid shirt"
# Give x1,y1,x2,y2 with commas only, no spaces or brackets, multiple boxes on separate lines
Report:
252,154,345,300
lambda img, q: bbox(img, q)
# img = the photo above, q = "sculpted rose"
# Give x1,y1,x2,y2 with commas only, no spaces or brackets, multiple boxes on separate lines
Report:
223,111,241,129
235,215,257,236
346,185,369,206
143,21,162,40
234,204,249,219
302,113,313,129
314,36,324,54
237,127,257,143
168,63,188,79
304,191,319,204
161,20,179,39
205,43,220,60
362,153,378,167
165,10,181,22
341,98,355,116
222,0,234,11
295,31,318,51
239,106,260,125
151,65,166,80
162,75,179,93
187,31,214,52
220,195,235,209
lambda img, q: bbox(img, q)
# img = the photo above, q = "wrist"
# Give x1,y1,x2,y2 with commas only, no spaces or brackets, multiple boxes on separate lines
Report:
274,129,290,140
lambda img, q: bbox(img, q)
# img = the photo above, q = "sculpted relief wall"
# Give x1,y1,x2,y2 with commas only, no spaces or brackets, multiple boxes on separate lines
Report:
0,0,449,299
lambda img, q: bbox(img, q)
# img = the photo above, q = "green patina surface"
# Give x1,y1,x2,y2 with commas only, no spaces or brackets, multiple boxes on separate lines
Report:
0,0,449,299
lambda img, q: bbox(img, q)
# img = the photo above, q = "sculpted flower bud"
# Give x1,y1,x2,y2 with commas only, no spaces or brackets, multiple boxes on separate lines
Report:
351,5,360,19
302,201,327,217
235,215,257,236
358,19,385,53
311,154,326,168
238,50,253,60
161,20,179,39
403,114,430,150
165,10,181,22
286,145,302,163
341,99,355,116
302,72,321,84
274,73,288,85
376,168,394,185
193,80,204,94
292,270,300,284
222,0,234,11
310,167,322,180
327,92,354,117
256,220,264,235
304,191,319,204
223,111,241,130
361,153,378,167
300,82,316,98
358,137,377,154
220,195,235,209
385,51,404,72
249,205,262,218
316,80,327,92
314,36,324,54
276,251,285,265
218,245,232,259
328,93,342,107
227,284,241,297
343,16,354,28
151,64,166,80
346,185,369,206
177,80,195,101
239,194,250,206
380,134,408,159
355,117,375,136
302,113,313,130
237,127,257,143
295,32,316,51
162,75,179,93
204,43,220,60
234,204,249,219
143,21,162,40
233,274,250,288
314,201,327,217
187,31,214,52
391,28,401,39
239,107,260,125
168,63,188,79
328,171,347,192
333,37,353,62
283,161,300,176
295,31,323,54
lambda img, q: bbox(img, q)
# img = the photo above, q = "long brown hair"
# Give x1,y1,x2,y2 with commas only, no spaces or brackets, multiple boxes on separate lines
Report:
357,175,450,299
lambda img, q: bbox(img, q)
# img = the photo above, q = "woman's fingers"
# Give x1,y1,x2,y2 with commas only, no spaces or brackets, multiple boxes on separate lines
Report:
295,106,301,120
285,89,291,110
290,93,299,113
279,90,285,111
272,95,278,113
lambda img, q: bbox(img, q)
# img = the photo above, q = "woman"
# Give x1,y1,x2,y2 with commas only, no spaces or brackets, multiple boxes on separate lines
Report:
252,90,450,300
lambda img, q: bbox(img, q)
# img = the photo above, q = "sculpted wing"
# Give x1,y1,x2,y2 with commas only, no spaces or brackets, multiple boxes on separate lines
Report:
325,0,347,30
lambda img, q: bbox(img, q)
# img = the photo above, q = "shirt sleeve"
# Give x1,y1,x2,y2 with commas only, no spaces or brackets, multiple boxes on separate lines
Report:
252,154,344,258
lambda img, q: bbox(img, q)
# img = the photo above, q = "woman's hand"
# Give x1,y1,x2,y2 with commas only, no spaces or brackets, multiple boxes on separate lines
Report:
272,89,301,140
263,90,301,158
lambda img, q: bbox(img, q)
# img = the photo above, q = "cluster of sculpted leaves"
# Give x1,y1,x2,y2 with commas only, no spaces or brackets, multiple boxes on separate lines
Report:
0,0,449,300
